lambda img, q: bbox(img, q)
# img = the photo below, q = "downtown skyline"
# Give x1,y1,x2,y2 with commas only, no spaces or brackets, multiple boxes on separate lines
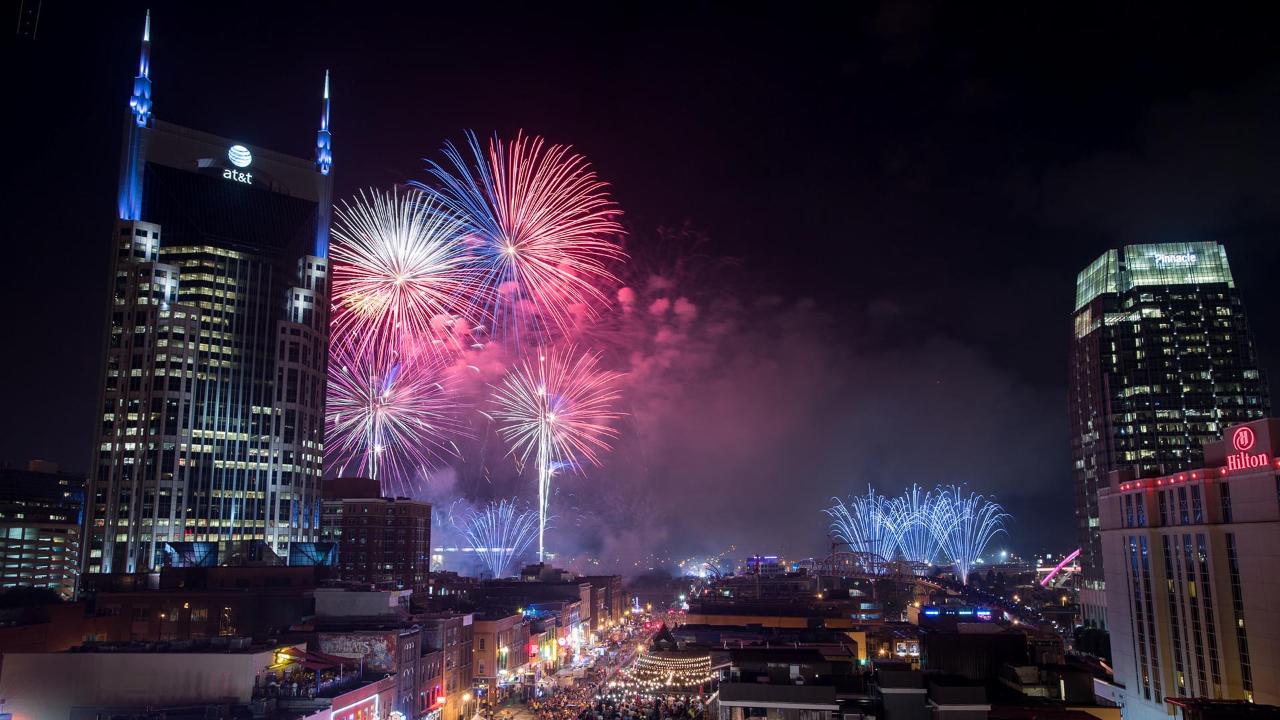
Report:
9,3,1280,562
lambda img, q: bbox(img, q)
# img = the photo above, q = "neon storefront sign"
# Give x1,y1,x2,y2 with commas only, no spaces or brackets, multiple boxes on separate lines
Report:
332,694,378,720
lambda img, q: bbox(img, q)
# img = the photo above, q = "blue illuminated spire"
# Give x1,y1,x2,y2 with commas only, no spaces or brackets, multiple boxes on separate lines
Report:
119,10,151,219
129,10,153,127
315,69,332,176
313,69,333,257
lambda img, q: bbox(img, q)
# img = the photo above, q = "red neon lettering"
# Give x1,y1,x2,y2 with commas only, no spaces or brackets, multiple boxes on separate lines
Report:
1227,451,1269,472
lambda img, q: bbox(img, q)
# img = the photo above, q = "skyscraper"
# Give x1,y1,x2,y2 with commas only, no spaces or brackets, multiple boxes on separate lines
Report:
0,462,85,600
84,12,333,574
1068,242,1269,626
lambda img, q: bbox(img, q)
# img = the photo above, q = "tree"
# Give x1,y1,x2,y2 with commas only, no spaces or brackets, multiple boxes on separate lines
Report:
0,586,62,609
1073,625,1112,663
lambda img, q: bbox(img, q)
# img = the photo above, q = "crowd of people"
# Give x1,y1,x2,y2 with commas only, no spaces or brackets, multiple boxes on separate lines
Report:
528,682,708,720
577,696,708,720
526,662,617,720
525,664,707,720
255,667,359,699
517,616,710,720
528,682,599,720
526,648,710,720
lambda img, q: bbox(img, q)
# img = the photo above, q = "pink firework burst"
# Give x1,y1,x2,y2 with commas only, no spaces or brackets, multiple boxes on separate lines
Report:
330,187,481,358
416,131,626,343
326,337,468,498
488,346,624,560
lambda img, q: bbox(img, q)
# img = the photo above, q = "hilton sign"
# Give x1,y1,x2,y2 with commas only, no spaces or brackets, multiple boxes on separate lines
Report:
1226,426,1270,472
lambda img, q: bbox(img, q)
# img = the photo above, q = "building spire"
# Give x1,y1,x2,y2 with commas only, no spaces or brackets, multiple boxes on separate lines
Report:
315,69,332,176
313,69,334,257
119,9,151,219
129,9,153,127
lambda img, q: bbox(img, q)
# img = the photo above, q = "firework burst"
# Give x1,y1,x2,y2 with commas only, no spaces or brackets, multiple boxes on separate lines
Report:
330,187,479,357
825,487,897,563
884,484,941,566
489,347,623,561
456,499,540,578
416,131,625,343
929,484,1009,585
326,338,467,498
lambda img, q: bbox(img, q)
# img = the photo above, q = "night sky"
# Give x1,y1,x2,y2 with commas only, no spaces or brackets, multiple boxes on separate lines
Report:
8,2,1280,564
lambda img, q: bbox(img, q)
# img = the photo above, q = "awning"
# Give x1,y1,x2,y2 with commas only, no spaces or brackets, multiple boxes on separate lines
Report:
273,646,352,672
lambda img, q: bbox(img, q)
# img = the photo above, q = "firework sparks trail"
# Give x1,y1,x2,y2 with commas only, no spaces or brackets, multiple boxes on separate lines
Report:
825,487,898,566
824,484,1011,579
489,347,623,562
326,338,467,498
456,499,539,578
929,484,1009,585
415,131,625,344
330,187,480,358
885,484,941,566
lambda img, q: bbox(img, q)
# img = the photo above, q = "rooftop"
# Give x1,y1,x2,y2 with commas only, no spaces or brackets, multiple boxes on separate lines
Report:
729,647,829,664
68,637,287,654
719,683,839,708
876,669,924,689
1164,698,1280,720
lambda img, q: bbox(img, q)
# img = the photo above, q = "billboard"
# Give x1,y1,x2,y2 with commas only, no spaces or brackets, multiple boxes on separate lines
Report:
319,632,398,674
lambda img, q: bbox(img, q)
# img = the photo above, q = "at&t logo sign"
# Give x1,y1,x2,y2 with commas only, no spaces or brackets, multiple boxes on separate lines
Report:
1226,425,1268,472
224,144,253,184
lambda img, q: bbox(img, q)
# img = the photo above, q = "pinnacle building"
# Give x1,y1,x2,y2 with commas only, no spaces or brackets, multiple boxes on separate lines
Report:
85,13,334,574
1068,242,1269,626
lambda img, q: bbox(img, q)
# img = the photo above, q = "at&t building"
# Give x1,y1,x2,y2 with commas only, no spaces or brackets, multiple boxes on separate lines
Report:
85,12,334,574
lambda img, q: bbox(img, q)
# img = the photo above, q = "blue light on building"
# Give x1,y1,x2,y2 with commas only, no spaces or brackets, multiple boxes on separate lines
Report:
119,10,152,220
313,70,333,257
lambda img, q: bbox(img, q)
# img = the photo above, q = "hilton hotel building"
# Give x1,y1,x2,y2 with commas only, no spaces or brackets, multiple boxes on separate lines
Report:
84,12,334,574
1100,418,1280,719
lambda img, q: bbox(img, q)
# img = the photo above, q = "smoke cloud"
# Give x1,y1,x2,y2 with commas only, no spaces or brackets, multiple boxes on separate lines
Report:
415,228,1066,575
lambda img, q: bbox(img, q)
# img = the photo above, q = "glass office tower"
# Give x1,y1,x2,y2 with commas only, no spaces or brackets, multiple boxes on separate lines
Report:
85,12,334,573
1069,242,1269,626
